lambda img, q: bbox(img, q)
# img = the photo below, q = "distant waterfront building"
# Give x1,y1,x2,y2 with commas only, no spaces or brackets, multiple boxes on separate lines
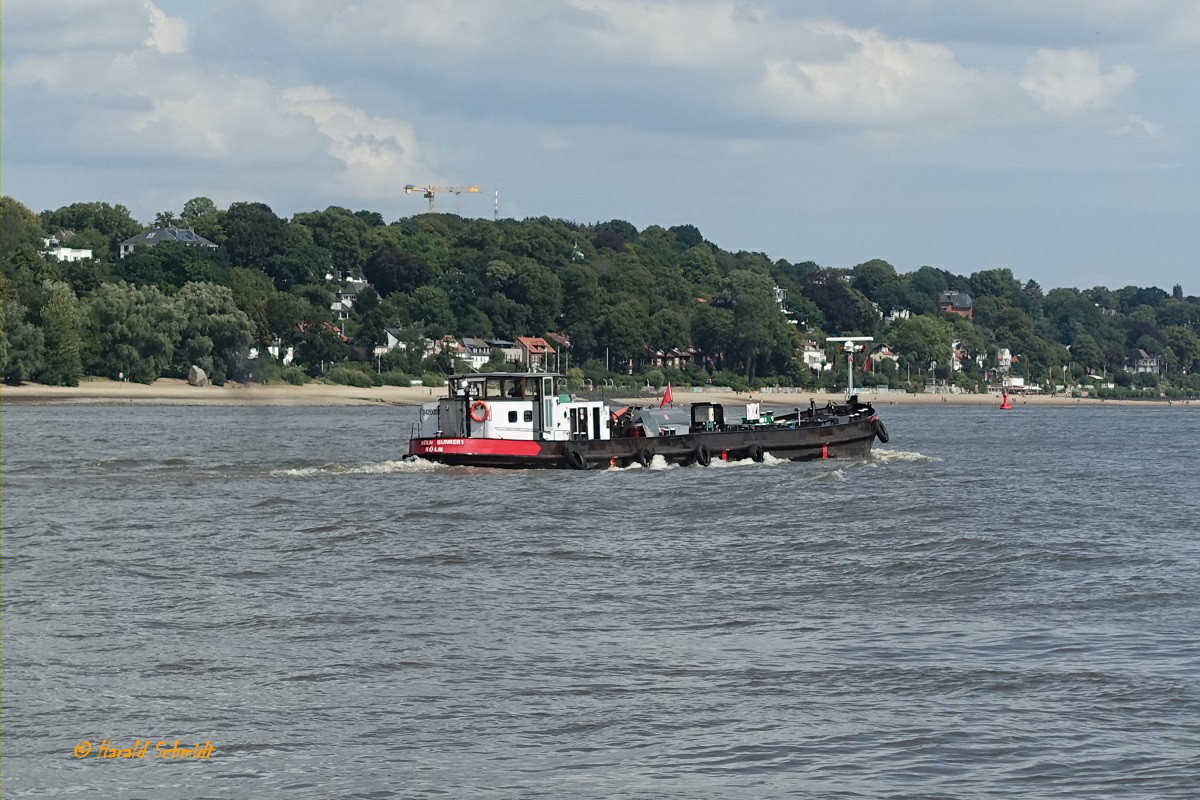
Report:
119,226,218,258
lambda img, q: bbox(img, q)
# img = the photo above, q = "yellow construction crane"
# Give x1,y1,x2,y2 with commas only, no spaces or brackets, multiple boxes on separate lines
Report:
404,184,482,213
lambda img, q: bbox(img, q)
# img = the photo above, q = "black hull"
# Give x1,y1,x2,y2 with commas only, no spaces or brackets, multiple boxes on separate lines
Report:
409,416,879,470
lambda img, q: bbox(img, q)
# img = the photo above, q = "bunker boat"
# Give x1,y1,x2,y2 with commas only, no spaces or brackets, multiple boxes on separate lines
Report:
408,338,888,469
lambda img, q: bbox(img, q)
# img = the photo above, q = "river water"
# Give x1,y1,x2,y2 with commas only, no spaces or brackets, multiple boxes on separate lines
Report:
3,402,1199,798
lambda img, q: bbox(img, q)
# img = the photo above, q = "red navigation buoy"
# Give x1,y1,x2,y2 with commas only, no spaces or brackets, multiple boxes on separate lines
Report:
999,392,1012,410
821,443,829,459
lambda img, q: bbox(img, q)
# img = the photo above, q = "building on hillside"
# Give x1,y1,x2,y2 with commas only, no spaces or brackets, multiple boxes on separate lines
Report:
330,282,363,321
801,340,829,372
119,226,218,258
1130,349,1161,374
638,346,696,370
516,336,555,370
938,290,974,319
870,344,899,368
42,237,93,262
296,321,349,343
996,348,1012,373
486,339,524,365
460,337,493,370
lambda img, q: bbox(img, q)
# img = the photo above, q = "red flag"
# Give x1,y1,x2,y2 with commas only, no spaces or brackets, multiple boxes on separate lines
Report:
661,382,673,407
863,355,873,372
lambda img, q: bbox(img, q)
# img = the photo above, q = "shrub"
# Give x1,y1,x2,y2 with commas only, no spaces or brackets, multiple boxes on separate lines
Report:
421,372,446,388
641,368,665,388
281,366,307,386
711,370,750,392
326,366,374,387
379,370,413,386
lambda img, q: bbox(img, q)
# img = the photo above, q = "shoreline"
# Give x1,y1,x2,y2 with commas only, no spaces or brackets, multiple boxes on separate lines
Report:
1,378,1193,409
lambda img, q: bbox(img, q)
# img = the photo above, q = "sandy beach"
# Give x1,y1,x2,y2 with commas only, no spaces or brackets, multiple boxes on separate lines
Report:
1,377,1190,409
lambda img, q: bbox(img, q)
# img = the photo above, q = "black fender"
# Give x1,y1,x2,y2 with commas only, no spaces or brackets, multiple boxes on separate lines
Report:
564,444,588,470
693,443,712,467
634,447,654,467
872,418,889,444
748,443,765,463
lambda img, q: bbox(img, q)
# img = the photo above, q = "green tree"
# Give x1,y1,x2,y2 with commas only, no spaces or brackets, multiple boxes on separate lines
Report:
82,282,181,382
349,285,387,350
114,241,230,288
409,285,456,336
35,280,83,386
680,245,720,294
292,206,371,274
40,202,142,260
365,249,435,296
1163,326,1200,374
647,308,691,350
173,282,254,384
1070,333,1105,371
597,298,649,367
295,325,349,376
728,270,790,379
181,197,225,244
1,295,45,383
890,315,955,369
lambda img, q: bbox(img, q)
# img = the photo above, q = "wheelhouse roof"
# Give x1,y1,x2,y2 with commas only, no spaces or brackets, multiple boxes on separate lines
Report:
451,371,563,380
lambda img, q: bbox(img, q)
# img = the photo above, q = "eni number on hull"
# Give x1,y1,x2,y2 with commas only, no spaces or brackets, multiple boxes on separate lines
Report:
408,363,887,471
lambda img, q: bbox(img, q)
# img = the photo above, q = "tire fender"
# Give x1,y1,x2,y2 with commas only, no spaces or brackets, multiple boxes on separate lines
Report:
564,444,588,470
872,418,889,444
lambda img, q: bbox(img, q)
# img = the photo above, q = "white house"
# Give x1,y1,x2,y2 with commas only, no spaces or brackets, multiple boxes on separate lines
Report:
801,340,828,372
997,348,1012,373
42,238,93,262
459,337,493,370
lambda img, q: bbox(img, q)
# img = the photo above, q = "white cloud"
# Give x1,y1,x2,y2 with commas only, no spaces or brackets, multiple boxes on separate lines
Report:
1019,49,1136,116
569,0,765,69
755,23,983,129
1112,113,1163,138
142,0,187,54
252,0,511,50
283,86,429,197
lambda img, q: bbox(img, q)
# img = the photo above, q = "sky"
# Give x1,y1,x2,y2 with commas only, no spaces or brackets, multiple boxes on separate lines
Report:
4,0,1199,291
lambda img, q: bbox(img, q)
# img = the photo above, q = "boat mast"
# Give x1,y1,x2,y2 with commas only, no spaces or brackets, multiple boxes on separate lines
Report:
826,336,873,398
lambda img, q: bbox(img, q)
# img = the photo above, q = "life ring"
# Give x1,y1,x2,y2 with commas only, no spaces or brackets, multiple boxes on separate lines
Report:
693,443,712,467
469,401,490,423
872,418,889,443
634,447,653,467
564,444,588,470
748,443,765,463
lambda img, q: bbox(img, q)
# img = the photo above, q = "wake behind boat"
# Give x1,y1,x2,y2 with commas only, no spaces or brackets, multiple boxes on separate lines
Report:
407,370,888,470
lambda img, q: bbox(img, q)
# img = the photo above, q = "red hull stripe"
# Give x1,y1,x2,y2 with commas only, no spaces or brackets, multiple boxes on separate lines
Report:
409,437,543,457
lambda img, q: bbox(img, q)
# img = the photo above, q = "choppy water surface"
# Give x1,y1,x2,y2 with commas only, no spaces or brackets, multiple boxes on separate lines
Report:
3,402,1199,798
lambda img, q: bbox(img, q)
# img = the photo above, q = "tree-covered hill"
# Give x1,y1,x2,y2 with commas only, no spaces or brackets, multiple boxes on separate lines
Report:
3,195,1197,397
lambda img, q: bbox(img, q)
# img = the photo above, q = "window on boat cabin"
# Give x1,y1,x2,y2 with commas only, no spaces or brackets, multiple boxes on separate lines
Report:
508,410,518,423
524,410,532,422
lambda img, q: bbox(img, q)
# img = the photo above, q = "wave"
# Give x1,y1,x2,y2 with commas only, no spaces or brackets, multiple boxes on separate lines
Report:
268,458,443,478
869,448,942,464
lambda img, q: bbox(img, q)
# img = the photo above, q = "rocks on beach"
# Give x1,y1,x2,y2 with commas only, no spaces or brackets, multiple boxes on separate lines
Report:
187,365,210,387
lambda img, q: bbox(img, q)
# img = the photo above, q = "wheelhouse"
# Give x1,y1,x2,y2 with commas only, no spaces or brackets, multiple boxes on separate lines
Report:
417,372,610,442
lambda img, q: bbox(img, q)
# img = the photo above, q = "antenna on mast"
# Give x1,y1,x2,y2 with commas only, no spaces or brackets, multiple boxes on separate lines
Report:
826,337,874,399
494,190,499,221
